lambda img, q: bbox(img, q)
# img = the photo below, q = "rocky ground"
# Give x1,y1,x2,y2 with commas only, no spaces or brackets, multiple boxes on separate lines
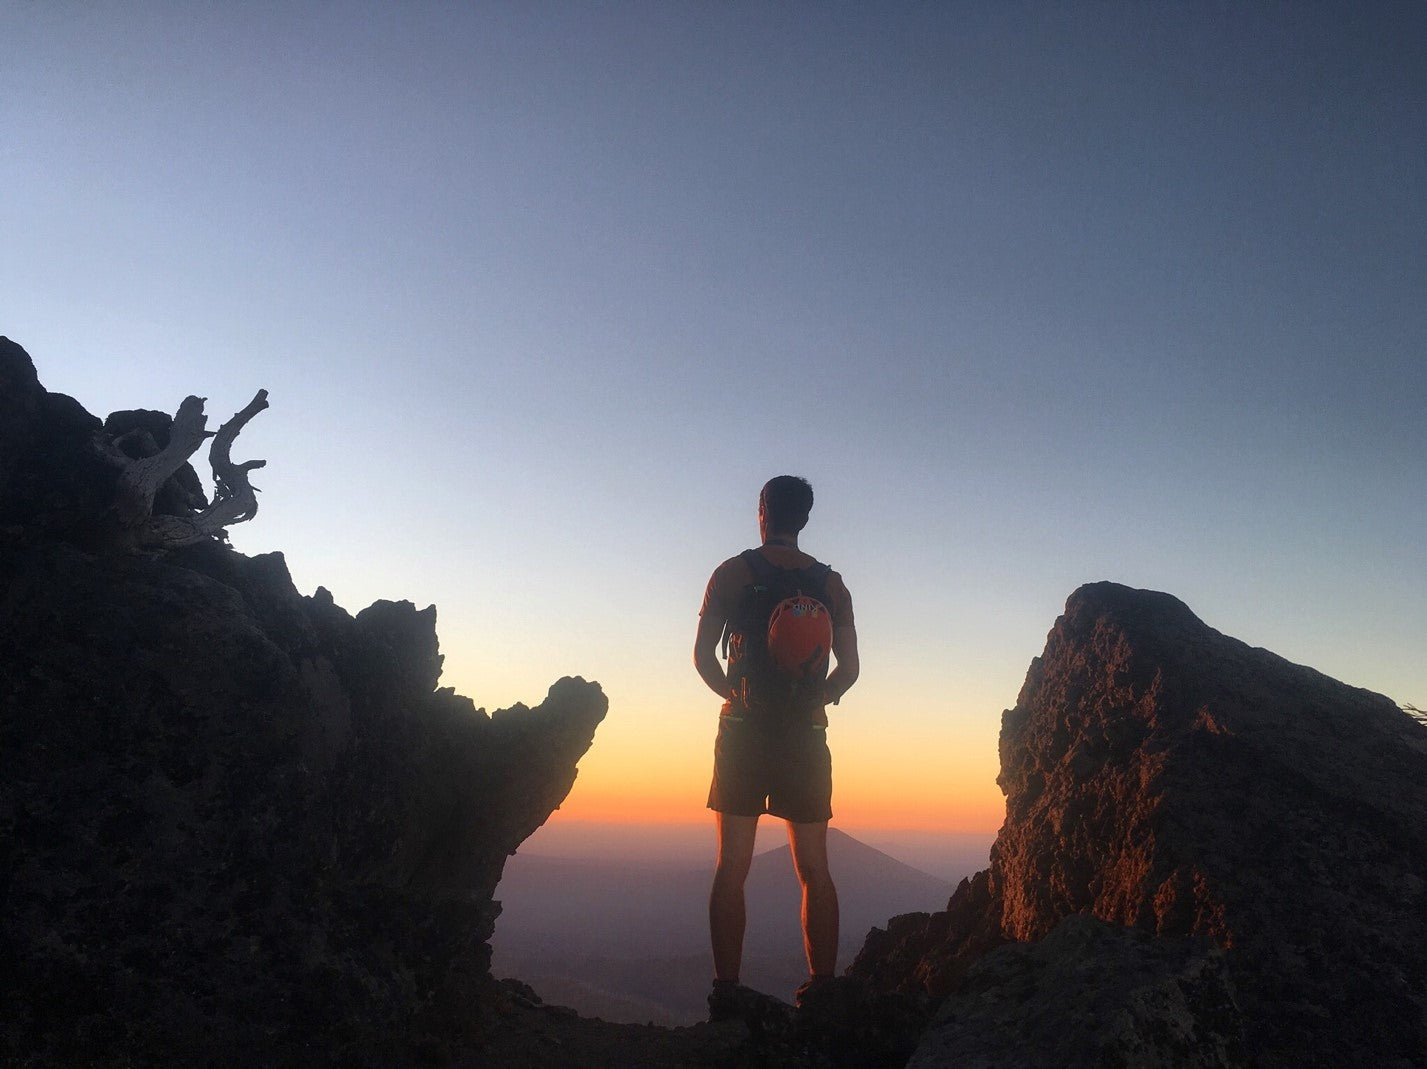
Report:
475,978,927,1068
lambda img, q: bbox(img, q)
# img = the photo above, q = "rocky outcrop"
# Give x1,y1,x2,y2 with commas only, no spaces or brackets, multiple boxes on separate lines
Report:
0,339,607,1065
852,582,1427,1068
907,915,1243,1068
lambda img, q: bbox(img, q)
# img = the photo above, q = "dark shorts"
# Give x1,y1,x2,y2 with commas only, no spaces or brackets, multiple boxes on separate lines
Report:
707,715,833,823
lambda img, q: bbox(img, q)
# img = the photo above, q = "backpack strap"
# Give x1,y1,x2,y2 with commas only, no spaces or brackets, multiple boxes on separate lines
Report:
722,550,766,659
721,550,833,659
740,547,778,582
742,548,832,584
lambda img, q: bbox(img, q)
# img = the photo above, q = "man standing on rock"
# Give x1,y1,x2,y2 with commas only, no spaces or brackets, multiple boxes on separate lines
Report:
693,475,860,1019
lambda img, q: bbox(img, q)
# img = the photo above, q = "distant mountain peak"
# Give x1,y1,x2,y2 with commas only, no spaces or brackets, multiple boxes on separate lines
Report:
754,825,944,886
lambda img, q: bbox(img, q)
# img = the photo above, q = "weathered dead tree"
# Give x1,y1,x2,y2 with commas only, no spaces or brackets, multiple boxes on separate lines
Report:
103,390,269,550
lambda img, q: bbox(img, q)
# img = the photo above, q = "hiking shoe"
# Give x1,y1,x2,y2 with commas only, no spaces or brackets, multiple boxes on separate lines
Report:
707,980,794,1033
795,974,861,1014
794,975,834,1009
708,979,759,1023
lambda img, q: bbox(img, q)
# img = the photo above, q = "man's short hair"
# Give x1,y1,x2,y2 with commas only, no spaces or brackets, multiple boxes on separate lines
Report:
761,476,814,534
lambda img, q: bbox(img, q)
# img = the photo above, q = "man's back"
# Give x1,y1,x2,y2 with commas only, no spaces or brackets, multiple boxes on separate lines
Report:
707,547,850,724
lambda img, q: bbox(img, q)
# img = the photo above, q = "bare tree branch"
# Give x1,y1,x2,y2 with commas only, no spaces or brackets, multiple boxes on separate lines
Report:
108,390,270,550
113,395,213,526
204,389,269,528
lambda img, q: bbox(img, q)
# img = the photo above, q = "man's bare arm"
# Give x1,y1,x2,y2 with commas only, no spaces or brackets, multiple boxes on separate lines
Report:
694,613,733,701
825,624,859,705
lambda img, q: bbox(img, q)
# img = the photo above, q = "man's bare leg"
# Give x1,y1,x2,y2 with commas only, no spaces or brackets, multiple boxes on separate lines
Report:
787,819,839,977
710,812,760,982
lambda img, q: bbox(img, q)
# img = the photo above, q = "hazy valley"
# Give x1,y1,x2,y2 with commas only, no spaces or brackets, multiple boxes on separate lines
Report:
492,826,989,1024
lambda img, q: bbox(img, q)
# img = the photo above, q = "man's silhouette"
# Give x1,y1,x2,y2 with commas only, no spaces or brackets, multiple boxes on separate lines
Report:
693,476,860,1018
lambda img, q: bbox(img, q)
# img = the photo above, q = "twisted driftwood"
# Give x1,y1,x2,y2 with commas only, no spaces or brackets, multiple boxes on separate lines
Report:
107,390,269,549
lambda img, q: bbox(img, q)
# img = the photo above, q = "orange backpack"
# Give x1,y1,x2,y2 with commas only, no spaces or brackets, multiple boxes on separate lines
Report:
722,550,833,718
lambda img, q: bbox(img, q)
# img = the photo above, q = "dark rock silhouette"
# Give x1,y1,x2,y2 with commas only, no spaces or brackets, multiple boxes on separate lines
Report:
9,334,1424,1066
851,582,1427,1067
0,339,607,1064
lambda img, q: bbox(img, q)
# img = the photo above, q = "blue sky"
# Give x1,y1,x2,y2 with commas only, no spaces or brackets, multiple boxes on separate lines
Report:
4,3,1423,831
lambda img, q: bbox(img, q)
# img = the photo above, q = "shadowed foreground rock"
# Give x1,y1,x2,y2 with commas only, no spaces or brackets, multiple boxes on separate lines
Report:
852,582,1427,1067
907,915,1241,1068
0,338,606,1065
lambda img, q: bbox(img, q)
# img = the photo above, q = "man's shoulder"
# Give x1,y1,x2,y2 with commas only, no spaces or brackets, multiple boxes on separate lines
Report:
822,567,853,625
713,550,757,576
714,546,844,583
701,552,757,619
706,552,756,596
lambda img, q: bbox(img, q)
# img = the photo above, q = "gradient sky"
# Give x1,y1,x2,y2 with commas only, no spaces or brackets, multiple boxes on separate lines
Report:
5,3,1424,841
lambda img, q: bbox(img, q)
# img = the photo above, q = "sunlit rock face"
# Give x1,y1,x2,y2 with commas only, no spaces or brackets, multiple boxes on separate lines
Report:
852,581,1427,1068
0,339,607,1065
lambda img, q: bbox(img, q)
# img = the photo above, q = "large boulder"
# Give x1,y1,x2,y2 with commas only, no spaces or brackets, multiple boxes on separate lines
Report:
852,582,1427,1068
0,339,607,1065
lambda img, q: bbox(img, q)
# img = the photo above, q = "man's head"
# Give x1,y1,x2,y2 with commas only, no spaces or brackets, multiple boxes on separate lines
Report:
759,476,814,536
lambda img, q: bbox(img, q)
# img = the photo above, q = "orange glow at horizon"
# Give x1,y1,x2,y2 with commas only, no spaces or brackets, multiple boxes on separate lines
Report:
556,768,1007,834
493,663,1013,837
